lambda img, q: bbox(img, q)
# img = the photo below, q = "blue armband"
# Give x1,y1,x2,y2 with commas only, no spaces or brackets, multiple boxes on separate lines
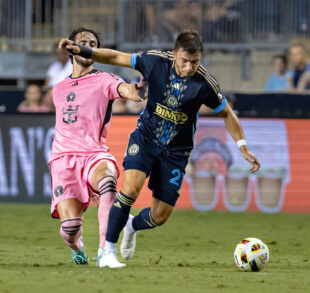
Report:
131,54,138,69
213,97,227,113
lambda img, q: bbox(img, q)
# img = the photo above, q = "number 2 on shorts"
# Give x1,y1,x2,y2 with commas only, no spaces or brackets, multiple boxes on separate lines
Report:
170,169,182,186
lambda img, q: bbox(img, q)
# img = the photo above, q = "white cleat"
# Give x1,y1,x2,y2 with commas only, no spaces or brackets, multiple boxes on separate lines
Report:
97,249,126,268
120,215,137,260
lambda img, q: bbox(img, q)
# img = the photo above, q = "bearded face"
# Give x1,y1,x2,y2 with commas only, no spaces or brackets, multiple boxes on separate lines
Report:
73,32,98,67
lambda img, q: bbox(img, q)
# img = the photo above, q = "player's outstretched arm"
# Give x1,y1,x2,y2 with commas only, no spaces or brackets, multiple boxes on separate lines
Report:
58,38,132,68
118,78,147,102
219,104,260,173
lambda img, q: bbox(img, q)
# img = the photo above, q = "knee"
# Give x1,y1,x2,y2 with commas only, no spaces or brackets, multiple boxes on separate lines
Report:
92,161,117,188
60,217,83,243
122,186,140,199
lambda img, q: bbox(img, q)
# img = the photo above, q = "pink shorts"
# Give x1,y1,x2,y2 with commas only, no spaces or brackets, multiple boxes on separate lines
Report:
49,152,119,218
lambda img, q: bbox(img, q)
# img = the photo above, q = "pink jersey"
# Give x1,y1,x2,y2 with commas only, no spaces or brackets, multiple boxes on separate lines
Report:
50,69,124,162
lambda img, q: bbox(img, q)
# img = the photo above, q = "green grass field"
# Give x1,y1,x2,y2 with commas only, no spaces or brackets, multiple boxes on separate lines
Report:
0,203,309,293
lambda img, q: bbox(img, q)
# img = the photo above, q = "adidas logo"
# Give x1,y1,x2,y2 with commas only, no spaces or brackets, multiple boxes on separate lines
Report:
72,81,79,86
113,202,121,208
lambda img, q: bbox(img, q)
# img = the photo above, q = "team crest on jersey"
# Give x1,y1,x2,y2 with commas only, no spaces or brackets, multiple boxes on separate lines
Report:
167,96,178,107
66,92,76,102
128,144,139,156
54,185,64,197
62,105,79,124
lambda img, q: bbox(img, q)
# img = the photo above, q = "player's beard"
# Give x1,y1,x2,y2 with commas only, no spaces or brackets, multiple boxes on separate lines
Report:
74,55,95,67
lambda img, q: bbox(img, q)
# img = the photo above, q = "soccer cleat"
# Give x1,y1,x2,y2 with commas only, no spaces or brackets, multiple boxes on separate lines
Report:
97,249,126,268
120,215,137,260
72,246,88,265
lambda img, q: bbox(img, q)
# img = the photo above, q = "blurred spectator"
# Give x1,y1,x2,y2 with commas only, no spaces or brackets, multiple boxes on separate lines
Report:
145,1,158,42
265,54,291,91
163,0,203,41
41,42,73,113
17,84,50,113
297,72,310,92
41,90,55,112
44,42,72,89
203,0,240,42
289,41,310,89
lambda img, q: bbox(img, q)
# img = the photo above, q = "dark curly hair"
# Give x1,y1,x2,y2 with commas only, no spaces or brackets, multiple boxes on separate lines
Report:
68,27,101,62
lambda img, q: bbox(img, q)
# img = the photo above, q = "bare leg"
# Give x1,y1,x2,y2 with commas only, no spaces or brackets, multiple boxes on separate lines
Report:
57,198,83,251
91,160,118,249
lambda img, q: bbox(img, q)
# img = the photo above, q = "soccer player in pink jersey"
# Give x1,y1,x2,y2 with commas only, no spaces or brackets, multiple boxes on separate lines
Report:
50,27,146,267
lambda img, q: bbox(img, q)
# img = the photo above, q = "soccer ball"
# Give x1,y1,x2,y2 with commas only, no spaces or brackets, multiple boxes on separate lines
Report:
234,238,269,272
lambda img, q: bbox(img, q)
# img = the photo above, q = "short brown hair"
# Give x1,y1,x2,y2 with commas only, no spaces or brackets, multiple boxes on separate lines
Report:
174,29,203,54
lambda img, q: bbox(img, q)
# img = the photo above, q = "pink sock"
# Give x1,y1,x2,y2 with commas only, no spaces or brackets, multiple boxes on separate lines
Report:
98,176,117,248
60,217,83,251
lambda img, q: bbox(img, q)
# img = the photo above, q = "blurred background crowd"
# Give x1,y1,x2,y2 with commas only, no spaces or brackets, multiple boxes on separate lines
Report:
0,0,310,115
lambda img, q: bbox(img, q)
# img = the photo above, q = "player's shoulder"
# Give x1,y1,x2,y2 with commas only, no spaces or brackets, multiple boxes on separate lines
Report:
89,69,123,81
146,50,173,59
140,50,173,63
53,75,71,90
195,64,221,94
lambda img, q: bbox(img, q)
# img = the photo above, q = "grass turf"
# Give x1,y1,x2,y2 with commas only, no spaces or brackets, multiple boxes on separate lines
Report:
0,203,309,293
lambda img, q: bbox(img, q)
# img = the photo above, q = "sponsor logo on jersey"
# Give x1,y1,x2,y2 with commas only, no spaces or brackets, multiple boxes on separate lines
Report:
154,103,188,124
128,144,139,156
66,92,76,102
54,185,64,197
62,105,79,124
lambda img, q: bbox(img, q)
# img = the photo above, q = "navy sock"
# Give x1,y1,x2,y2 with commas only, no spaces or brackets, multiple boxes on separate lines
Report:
106,192,135,243
132,207,158,231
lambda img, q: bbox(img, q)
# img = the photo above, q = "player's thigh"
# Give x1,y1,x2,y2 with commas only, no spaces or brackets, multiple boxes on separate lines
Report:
90,160,118,190
57,198,84,221
122,131,156,199
151,198,174,225
121,169,147,200
50,156,89,218
149,154,188,206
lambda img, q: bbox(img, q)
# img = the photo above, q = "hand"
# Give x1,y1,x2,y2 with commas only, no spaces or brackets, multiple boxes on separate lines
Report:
136,76,146,89
240,148,260,173
58,38,80,55
135,76,148,101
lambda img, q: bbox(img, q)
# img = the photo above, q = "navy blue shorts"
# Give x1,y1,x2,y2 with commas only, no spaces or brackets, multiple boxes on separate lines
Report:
123,130,189,206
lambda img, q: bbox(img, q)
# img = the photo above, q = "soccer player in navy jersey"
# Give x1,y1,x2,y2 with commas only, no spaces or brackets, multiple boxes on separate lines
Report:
59,29,260,268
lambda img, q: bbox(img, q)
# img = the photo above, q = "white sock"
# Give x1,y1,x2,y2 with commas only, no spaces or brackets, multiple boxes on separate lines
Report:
98,247,104,256
105,241,117,254
125,216,136,234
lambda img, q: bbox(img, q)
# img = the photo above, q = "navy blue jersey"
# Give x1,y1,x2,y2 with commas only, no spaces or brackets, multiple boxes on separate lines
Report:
131,50,227,154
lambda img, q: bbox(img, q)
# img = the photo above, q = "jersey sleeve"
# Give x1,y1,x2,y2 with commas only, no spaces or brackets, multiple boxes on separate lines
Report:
101,73,125,100
202,76,227,113
131,51,164,80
